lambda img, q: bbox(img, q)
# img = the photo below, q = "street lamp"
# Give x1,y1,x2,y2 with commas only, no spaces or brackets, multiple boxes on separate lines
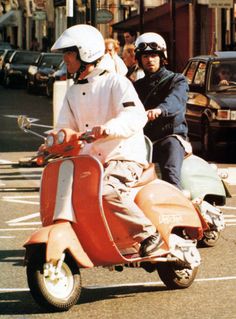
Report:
90,0,97,27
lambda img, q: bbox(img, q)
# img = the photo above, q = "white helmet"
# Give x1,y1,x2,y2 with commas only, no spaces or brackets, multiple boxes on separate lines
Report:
51,24,105,63
135,32,167,59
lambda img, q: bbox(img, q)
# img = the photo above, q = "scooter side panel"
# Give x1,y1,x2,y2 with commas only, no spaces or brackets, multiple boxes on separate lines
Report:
135,179,203,242
181,155,226,200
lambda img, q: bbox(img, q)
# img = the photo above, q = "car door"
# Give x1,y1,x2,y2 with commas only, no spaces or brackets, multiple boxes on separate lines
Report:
184,60,208,139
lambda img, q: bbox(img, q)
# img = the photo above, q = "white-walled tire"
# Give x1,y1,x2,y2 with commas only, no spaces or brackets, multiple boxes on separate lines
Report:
26,246,82,312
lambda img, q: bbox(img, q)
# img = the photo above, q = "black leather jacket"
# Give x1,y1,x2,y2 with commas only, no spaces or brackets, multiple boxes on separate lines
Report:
134,67,189,142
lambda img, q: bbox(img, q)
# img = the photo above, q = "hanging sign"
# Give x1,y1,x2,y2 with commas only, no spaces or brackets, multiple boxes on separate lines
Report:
96,9,113,24
208,0,233,8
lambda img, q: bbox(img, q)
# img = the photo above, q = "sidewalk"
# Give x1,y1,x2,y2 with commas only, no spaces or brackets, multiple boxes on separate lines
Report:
0,151,37,164
0,152,42,190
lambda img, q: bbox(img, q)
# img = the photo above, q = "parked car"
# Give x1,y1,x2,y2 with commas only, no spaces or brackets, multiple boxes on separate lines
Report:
27,52,63,94
182,51,236,158
0,41,13,50
45,61,72,97
3,50,40,87
0,49,15,83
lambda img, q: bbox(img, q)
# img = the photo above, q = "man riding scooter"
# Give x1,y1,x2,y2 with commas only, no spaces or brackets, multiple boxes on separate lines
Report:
134,32,192,191
51,24,163,257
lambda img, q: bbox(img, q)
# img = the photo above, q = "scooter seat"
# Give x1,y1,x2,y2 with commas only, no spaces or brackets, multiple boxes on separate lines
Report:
134,163,157,187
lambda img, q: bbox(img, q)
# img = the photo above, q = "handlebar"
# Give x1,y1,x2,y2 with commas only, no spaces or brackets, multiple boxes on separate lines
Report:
36,129,99,166
17,116,108,166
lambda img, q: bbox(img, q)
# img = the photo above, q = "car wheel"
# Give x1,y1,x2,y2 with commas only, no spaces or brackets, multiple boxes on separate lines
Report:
27,82,34,94
201,118,213,160
46,84,52,98
46,79,53,98
4,75,10,88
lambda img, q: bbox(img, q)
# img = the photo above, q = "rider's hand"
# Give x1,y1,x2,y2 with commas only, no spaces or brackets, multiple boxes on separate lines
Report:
219,79,229,86
91,125,110,139
146,108,162,121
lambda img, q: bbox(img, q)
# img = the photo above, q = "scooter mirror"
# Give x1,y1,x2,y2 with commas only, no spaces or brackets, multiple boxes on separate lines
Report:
18,115,31,131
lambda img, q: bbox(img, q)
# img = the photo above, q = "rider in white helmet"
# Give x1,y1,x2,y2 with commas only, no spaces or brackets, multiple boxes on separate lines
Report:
51,24,106,80
51,25,163,257
134,32,191,190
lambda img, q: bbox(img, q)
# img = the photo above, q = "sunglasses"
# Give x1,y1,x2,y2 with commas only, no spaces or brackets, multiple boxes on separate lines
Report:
137,42,161,51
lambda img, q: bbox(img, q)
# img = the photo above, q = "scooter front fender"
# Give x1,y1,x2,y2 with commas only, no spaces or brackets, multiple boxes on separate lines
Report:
24,222,93,268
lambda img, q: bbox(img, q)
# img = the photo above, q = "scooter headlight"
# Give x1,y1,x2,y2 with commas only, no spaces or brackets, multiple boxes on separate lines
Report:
45,134,54,147
57,130,66,144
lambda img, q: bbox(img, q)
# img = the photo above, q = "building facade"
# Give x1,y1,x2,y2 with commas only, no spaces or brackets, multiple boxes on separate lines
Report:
0,0,236,71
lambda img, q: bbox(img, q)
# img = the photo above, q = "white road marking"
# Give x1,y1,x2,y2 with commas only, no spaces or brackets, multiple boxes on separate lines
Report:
0,228,38,231
3,199,39,205
0,236,15,239
2,195,39,199
1,173,41,178
0,288,30,292
224,219,236,223
0,159,12,164
1,275,236,293
2,195,39,206
221,206,236,211
8,222,41,226
7,212,40,224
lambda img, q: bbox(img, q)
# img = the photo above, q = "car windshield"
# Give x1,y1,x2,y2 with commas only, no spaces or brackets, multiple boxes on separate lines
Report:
12,52,39,65
40,54,62,68
5,50,14,61
209,60,236,91
0,42,12,49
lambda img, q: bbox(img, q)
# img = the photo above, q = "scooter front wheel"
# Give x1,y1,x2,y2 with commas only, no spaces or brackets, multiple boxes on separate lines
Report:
26,246,82,312
156,262,198,289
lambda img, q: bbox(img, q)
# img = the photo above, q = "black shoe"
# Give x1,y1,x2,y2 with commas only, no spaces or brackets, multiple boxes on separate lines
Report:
140,232,163,257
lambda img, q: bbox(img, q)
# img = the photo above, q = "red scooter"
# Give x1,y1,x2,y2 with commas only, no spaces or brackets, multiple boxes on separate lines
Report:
18,116,206,312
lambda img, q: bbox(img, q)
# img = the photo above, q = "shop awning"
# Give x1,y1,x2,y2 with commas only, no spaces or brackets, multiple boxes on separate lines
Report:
0,10,18,28
112,2,186,32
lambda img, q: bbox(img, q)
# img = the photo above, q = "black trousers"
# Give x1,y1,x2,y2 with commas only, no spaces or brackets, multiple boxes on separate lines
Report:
152,136,185,190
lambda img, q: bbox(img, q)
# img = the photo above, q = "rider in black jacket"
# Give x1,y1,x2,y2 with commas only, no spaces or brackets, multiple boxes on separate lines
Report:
134,32,191,190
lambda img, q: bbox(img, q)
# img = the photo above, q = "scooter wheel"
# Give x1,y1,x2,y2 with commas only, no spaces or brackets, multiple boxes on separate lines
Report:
199,230,220,247
26,246,82,312
156,262,198,289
